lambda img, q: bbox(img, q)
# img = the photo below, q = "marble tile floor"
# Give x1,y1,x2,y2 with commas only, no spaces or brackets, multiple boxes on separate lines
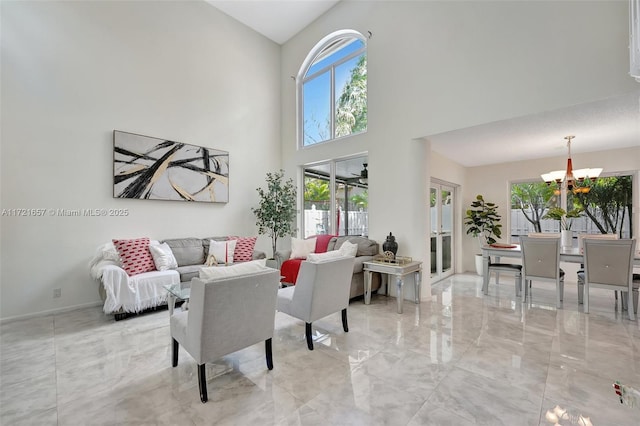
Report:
1,273,639,426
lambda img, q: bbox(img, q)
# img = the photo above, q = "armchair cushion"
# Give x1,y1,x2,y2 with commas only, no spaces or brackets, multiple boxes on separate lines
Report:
199,259,267,280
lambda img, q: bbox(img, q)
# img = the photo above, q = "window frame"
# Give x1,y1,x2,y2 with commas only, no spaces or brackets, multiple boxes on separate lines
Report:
297,30,367,148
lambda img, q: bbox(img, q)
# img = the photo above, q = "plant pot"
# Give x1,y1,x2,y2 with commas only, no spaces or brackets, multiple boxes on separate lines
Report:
475,254,483,276
561,230,572,249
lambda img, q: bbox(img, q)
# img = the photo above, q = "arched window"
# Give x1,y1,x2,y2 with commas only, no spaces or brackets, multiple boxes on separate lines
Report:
298,30,367,147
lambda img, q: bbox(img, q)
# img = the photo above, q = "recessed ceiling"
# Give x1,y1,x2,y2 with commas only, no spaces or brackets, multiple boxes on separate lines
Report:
429,90,640,167
206,0,341,45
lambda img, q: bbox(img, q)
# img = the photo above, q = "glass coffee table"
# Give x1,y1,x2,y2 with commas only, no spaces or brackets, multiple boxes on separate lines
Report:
164,284,190,315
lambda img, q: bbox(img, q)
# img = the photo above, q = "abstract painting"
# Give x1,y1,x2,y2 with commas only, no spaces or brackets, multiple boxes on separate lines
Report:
113,130,229,203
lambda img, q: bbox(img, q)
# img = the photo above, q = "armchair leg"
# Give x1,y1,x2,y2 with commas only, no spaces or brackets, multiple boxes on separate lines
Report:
198,364,208,403
305,323,314,350
341,308,348,332
265,338,273,370
172,339,179,367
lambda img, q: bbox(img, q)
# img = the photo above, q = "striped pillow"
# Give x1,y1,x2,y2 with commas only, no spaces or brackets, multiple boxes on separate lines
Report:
228,236,257,262
112,237,156,276
208,239,236,265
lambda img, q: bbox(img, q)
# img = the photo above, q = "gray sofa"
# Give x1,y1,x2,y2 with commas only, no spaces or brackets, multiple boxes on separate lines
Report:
274,235,381,299
91,236,266,318
164,237,266,283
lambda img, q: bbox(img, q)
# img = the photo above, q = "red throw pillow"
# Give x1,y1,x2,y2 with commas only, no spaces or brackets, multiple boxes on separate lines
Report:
228,236,257,262
112,237,156,276
314,234,335,254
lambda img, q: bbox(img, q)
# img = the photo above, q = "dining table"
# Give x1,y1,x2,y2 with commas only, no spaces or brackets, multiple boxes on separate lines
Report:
481,243,640,295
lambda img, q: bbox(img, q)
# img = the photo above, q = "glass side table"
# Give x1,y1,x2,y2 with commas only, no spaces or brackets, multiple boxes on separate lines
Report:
164,284,190,315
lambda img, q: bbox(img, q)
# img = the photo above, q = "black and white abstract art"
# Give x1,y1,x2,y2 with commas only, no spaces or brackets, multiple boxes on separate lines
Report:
113,131,229,203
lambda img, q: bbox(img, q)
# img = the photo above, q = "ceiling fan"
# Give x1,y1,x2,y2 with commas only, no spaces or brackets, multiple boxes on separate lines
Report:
351,163,368,185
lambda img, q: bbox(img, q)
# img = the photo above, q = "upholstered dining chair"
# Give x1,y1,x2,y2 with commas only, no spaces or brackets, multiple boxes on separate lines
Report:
277,255,355,350
576,233,619,304
520,236,564,308
170,269,280,403
582,238,636,320
486,258,523,297
631,273,640,317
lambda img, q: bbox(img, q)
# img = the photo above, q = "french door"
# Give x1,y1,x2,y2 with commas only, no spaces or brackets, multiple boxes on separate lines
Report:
430,181,455,281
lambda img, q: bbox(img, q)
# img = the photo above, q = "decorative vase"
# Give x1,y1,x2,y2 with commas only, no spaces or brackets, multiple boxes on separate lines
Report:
382,232,398,257
561,230,572,249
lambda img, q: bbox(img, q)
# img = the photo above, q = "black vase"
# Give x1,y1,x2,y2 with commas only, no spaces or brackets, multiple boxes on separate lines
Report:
382,232,398,256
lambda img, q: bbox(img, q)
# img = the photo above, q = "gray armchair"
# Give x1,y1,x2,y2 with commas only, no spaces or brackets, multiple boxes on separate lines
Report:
170,269,280,403
277,256,355,350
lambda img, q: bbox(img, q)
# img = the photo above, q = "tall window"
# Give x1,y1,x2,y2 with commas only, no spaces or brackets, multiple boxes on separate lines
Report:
302,156,368,237
298,30,367,147
510,174,634,244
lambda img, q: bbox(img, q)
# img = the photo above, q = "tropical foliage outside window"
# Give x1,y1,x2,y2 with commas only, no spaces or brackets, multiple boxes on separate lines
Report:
302,157,368,237
510,175,633,243
300,32,367,146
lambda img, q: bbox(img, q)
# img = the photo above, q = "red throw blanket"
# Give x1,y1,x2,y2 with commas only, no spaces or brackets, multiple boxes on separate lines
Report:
281,235,335,284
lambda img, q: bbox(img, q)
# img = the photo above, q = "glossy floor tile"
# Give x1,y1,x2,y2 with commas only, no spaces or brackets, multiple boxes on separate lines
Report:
1,273,639,425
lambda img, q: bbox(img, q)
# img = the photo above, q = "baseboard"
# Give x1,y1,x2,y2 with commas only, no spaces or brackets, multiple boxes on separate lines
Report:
0,301,103,324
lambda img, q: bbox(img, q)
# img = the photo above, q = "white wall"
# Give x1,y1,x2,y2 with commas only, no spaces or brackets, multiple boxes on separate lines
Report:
280,1,637,300
0,1,282,320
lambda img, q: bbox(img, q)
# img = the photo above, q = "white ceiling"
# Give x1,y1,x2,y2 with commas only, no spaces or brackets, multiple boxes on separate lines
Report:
205,1,640,169
429,90,640,167
206,0,340,45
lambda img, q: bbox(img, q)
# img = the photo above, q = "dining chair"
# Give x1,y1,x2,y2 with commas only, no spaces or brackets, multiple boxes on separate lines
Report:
486,258,523,297
527,232,562,238
520,236,564,308
631,273,640,316
583,238,636,320
576,233,619,304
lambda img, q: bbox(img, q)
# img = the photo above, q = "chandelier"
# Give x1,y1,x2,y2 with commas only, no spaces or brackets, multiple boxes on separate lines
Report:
540,136,602,194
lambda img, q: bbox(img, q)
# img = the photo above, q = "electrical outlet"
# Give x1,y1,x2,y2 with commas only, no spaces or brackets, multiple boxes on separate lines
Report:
53,288,61,298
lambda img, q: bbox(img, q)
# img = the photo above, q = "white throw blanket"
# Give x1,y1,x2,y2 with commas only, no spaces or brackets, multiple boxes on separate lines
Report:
89,241,179,314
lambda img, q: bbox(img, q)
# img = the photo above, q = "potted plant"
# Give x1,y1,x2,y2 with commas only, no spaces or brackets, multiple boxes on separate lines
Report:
252,170,298,264
464,195,502,275
542,206,583,248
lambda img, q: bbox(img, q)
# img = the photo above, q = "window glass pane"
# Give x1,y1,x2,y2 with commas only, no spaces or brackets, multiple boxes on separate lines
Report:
571,175,633,238
335,157,368,236
303,72,331,145
335,54,367,138
307,38,364,77
509,175,633,243
303,171,331,238
509,181,558,243
299,32,367,148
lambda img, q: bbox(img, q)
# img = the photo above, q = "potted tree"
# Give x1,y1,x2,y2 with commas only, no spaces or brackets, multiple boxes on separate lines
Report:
252,170,298,265
542,207,583,248
464,195,502,275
